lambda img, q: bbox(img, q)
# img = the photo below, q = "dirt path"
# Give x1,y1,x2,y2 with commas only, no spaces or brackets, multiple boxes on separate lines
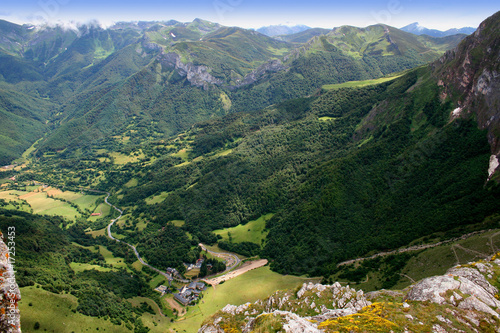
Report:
166,297,186,317
203,259,268,286
337,229,493,267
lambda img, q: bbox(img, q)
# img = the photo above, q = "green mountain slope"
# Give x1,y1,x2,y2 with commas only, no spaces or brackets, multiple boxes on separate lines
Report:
104,12,500,277
276,27,331,43
228,24,467,113
0,19,467,162
0,85,55,165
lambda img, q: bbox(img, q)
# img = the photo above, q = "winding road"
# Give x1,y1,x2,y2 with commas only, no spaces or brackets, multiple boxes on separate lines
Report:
198,243,241,272
90,190,189,283
81,188,259,286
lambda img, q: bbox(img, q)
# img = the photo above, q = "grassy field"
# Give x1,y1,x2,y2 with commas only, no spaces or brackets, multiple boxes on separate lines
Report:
184,268,201,279
214,149,233,157
19,286,132,333
124,178,139,188
109,151,144,164
87,227,107,237
99,245,129,270
397,229,500,287
1,187,102,220
202,243,246,260
171,149,190,161
170,266,318,332
145,191,170,205
70,262,112,273
322,74,402,90
14,137,43,165
170,220,185,227
136,219,149,231
128,297,172,333
132,260,143,271
149,274,168,289
0,190,32,211
18,191,81,219
47,188,102,212
318,116,336,121
214,213,273,245
88,202,111,221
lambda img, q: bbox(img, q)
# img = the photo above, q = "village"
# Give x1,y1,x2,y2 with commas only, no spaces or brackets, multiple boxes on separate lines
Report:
154,259,207,306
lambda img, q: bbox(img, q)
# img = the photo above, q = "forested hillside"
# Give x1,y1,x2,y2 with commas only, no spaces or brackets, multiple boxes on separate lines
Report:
113,65,498,276
106,12,500,276
0,209,158,331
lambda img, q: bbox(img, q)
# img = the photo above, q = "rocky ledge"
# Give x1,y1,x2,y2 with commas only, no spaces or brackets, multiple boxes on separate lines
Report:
199,256,500,332
0,232,21,333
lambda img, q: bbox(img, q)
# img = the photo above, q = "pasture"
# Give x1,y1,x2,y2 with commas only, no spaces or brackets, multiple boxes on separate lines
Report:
214,213,273,245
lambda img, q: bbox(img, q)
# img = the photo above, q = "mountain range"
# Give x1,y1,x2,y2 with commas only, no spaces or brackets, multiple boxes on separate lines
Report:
401,22,476,37
0,18,467,164
256,24,311,36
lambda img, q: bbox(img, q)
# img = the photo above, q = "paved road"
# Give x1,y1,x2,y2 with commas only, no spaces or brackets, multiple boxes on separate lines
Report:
104,193,123,241
199,243,241,272
96,190,189,283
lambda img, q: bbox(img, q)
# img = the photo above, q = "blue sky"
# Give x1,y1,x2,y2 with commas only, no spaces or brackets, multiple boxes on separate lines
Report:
1,0,498,30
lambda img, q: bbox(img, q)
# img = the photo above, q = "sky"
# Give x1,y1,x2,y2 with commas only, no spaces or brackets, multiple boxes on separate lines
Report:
0,0,498,30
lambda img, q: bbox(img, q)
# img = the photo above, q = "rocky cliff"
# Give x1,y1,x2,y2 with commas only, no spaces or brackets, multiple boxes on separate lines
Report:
0,232,21,333
433,11,500,179
199,256,500,332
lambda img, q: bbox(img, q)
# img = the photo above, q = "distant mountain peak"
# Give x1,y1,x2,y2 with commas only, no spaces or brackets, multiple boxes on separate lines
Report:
257,24,311,37
401,22,475,37
406,22,425,31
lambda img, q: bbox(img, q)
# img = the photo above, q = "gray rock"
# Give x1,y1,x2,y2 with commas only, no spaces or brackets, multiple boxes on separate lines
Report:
158,51,224,89
406,265,500,318
0,236,21,333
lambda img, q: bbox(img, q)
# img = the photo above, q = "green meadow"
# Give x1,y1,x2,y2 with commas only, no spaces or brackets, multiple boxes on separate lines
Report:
19,286,132,333
70,262,113,273
322,74,402,90
20,192,81,219
145,191,170,205
109,151,145,164
1,188,102,220
214,213,273,245
88,202,111,221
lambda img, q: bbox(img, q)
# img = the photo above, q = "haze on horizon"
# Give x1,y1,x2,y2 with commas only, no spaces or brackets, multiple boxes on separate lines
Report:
0,0,498,31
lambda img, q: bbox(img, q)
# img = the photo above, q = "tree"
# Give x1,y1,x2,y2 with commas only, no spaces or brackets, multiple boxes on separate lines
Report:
199,261,208,277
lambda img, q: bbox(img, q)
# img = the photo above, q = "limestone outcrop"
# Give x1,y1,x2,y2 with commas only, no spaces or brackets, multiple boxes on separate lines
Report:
199,258,500,332
0,232,21,333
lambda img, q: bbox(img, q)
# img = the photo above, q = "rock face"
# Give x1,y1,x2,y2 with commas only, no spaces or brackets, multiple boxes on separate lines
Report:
405,263,500,319
0,232,21,333
199,258,500,332
232,59,286,88
433,11,500,160
158,51,225,89
199,282,371,332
